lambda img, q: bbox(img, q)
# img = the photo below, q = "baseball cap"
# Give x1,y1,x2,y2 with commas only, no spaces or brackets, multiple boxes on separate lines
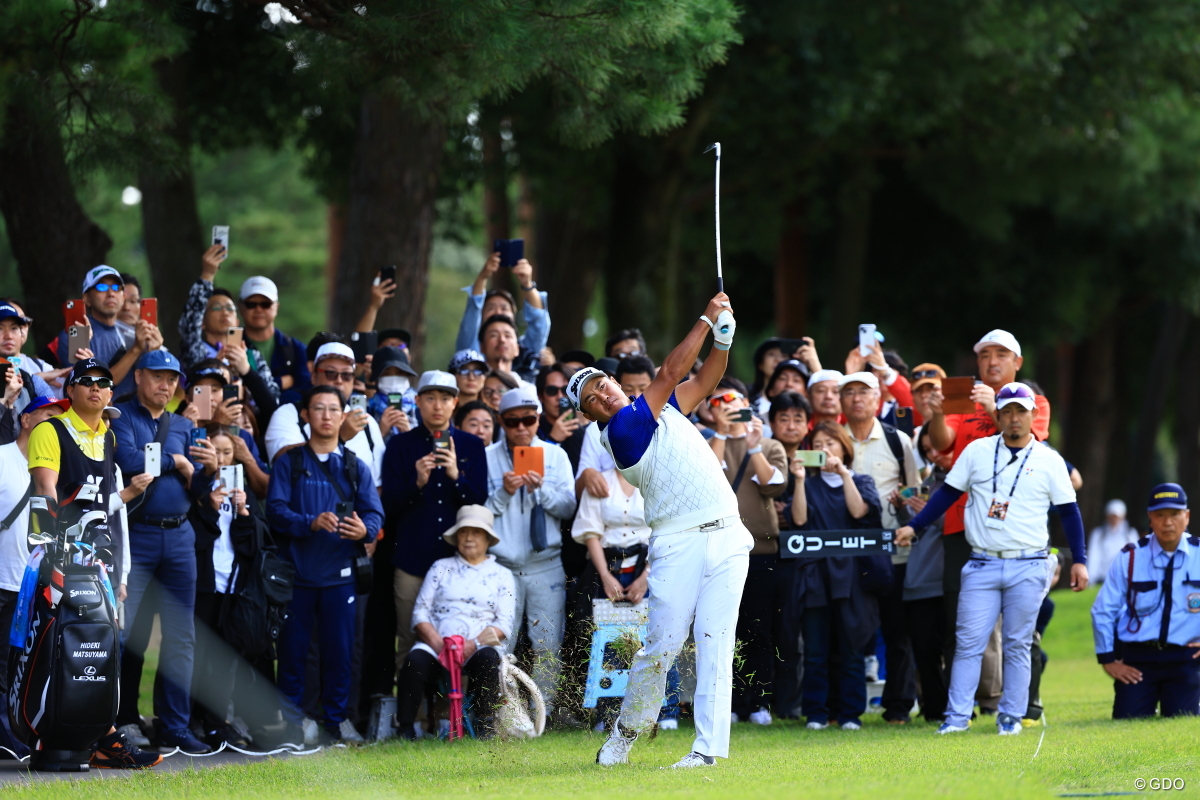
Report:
499,385,541,415
594,357,620,377
239,276,279,303
314,342,355,365
448,349,487,373
417,370,459,396
81,265,122,294
187,365,228,387
566,366,606,410
0,303,31,326
379,328,412,348
974,329,1022,358
911,363,946,392
69,357,113,384
838,371,879,390
807,369,843,389
23,396,70,415
136,350,182,375
1147,483,1188,512
373,346,417,381
560,349,596,368
995,382,1035,410
1104,499,1127,518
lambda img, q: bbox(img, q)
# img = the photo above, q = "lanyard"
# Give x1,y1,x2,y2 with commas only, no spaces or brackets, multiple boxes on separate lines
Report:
992,438,1034,497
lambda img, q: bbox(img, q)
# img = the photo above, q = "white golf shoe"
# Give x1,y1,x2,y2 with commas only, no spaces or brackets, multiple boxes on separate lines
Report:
668,751,716,768
596,724,637,766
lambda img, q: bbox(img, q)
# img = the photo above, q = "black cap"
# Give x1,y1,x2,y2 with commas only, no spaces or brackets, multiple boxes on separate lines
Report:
378,328,412,347
594,356,620,377
371,346,417,382
560,349,596,368
70,357,113,385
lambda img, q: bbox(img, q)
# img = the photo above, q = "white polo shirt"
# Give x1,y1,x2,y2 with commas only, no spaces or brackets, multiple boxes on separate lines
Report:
944,434,1075,553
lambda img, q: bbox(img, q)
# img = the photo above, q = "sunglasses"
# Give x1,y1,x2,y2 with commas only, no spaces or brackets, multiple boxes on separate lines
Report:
708,391,744,407
73,376,113,389
502,415,539,429
319,368,356,383
912,369,942,381
91,283,123,293
242,299,274,310
457,367,486,378
542,385,565,396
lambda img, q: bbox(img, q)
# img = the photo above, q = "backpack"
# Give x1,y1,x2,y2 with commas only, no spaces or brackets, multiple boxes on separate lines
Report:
218,518,295,662
881,422,905,473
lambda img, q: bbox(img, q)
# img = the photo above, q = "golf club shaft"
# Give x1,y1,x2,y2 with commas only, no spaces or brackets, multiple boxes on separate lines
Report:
713,143,722,293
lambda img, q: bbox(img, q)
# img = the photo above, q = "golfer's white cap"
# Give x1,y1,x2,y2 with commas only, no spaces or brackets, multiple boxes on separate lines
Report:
974,329,1022,358
807,369,843,389
566,366,606,410
838,371,879,390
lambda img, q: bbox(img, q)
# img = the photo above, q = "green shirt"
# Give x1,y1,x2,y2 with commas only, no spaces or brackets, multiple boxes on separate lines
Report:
249,335,275,372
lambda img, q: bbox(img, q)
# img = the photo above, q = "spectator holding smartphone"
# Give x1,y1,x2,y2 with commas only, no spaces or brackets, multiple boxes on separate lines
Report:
239,275,310,400
455,252,549,364
180,360,270,499
365,346,417,437
536,363,585,468
0,303,57,431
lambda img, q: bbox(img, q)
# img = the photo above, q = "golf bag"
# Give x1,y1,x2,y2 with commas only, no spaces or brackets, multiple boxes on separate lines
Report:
8,485,120,771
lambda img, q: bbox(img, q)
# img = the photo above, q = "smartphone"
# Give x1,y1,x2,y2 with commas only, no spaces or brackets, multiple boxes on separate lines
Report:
144,442,162,478
348,394,368,413
67,325,91,362
794,450,827,468
894,406,914,437
0,363,10,389
778,338,808,357
731,408,753,423
350,331,378,364
3,355,21,372
189,428,207,450
219,464,244,492
494,238,525,268
226,327,244,348
335,500,354,521
222,384,241,402
387,393,404,409
380,265,396,284
139,298,158,327
212,225,230,255
513,445,543,477
63,299,86,328
941,377,976,415
192,384,215,419
858,324,877,357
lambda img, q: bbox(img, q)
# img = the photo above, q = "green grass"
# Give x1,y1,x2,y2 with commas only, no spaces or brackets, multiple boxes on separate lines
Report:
14,588,1200,798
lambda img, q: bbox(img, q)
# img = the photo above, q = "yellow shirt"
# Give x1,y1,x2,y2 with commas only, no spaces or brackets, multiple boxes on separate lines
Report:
28,406,109,473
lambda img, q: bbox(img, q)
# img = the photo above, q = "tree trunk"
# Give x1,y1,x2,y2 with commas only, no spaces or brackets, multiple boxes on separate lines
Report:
0,94,112,348
1174,316,1200,502
1124,302,1189,520
332,91,445,369
775,198,809,338
828,154,876,344
1061,319,1117,531
534,190,606,355
139,57,204,352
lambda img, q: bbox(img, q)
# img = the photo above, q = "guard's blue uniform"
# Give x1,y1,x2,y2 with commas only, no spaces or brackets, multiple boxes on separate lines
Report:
1091,534,1200,718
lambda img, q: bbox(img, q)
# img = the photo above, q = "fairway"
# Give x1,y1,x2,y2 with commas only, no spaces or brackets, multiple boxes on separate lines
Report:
4,587,1197,798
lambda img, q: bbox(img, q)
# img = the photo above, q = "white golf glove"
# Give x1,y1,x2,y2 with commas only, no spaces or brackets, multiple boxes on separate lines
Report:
713,310,736,350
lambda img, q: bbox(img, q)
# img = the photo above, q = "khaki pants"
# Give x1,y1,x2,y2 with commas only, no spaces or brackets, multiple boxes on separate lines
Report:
394,569,425,670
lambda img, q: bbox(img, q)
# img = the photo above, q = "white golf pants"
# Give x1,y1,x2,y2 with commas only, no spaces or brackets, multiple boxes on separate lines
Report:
619,523,752,758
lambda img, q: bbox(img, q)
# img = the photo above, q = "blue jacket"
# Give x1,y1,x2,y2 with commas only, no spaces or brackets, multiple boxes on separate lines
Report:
111,399,196,520
382,426,487,577
1092,534,1200,663
263,329,311,405
266,445,384,588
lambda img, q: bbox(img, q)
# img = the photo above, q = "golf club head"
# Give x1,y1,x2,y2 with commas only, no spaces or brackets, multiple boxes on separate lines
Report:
27,532,54,548
64,510,108,541
704,142,720,155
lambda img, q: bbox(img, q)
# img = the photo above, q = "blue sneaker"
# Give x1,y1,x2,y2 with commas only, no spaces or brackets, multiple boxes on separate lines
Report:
936,722,969,735
997,714,1022,736
158,728,213,755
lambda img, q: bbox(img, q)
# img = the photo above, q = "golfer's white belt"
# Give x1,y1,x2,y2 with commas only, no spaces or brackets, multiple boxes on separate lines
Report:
971,547,1048,559
683,515,742,533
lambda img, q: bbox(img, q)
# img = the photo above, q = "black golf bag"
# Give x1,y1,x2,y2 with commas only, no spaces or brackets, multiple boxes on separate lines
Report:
8,485,120,772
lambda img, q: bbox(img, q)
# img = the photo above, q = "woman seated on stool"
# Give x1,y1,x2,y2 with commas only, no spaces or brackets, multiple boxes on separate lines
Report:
397,505,516,739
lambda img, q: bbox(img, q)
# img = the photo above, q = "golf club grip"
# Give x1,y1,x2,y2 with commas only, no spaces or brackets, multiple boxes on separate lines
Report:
717,276,724,293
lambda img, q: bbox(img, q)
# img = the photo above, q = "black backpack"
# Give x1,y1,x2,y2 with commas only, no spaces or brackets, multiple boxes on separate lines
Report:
218,519,295,662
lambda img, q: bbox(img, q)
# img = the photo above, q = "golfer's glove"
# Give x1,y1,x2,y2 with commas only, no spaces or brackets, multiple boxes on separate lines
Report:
713,310,736,350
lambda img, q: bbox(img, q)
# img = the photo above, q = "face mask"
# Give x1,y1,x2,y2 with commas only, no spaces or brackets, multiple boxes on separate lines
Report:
378,376,410,396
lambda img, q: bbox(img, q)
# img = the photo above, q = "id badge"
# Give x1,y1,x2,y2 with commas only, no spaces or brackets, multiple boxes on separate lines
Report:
985,499,1009,530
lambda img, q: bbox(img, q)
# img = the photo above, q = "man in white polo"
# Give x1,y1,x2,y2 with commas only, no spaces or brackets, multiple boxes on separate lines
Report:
570,291,750,769
896,382,1088,735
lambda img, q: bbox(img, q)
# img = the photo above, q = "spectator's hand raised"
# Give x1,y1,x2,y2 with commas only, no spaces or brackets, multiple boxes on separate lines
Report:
823,453,850,477
926,387,944,416
788,456,807,482
135,319,163,353
2,366,23,408
512,259,535,289
794,337,821,372
843,346,868,375
311,511,340,533
478,252,501,283
127,472,154,497
190,438,218,474
208,483,229,512
414,453,438,489
502,470,524,495
549,411,580,443
522,469,543,491
434,437,459,481
745,415,764,449
231,488,249,516
904,494,928,514
539,347,555,367
972,382,996,414
370,272,397,309
581,468,609,499
180,402,201,423
340,408,368,441
230,433,253,465
223,342,251,377
338,511,368,541
201,244,227,281
213,397,240,427
380,406,410,434
712,405,737,436
74,346,95,363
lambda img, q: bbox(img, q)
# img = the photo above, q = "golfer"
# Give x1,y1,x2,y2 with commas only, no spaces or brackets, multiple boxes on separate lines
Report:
896,382,1088,735
568,291,751,769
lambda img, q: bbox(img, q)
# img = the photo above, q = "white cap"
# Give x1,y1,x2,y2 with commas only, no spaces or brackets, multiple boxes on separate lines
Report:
314,342,354,365
837,371,879,390
82,265,121,294
565,366,606,410
499,385,541,415
239,276,279,303
974,329,1022,358
807,369,843,389
417,370,459,396
1105,499,1127,518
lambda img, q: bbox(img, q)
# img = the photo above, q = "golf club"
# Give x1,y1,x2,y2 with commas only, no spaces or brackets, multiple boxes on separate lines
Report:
704,142,723,293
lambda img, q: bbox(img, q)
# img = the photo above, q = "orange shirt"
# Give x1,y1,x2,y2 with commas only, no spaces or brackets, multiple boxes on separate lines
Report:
941,394,1051,534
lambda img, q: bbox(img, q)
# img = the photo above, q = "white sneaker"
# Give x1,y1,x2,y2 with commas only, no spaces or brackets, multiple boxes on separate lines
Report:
730,712,740,723
937,722,970,734
805,721,828,730
749,708,773,726
864,655,880,682
841,721,862,731
117,723,150,748
302,717,319,745
668,751,716,768
338,719,365,744
658,719,679,730
596,726,637,766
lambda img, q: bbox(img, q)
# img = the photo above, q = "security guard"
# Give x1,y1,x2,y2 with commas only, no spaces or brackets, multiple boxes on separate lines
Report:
1091,483,1200,719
